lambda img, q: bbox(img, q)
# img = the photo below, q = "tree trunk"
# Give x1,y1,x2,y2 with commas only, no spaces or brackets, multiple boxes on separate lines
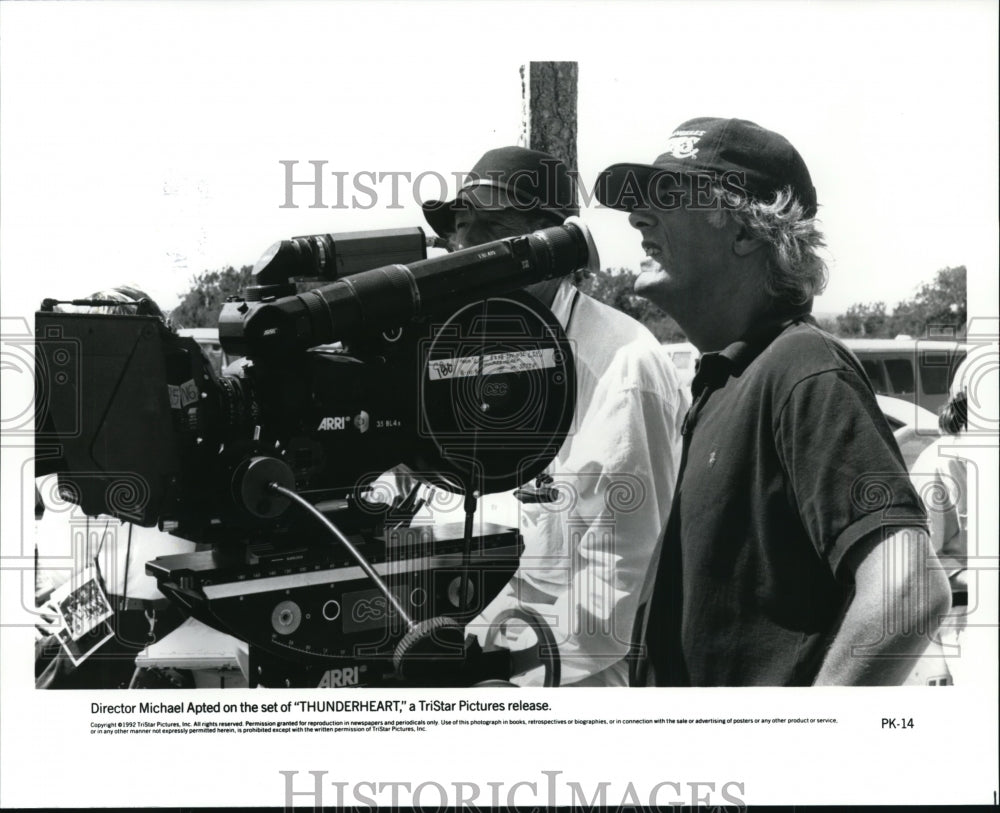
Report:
520,62,578,174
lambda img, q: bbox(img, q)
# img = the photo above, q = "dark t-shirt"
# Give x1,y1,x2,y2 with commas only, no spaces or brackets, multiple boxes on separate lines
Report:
641,319,927,686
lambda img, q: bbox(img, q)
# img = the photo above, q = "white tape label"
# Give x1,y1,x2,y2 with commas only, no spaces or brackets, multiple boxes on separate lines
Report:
427,348,557,381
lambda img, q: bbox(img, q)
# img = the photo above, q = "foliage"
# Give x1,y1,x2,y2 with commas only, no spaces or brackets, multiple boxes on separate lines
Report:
169,266,254,328
835,301,888,338
169,262,686,341
889,265,967,339
835,266,966,339
578,267,687,342
814,315,839,335
169,261,966,344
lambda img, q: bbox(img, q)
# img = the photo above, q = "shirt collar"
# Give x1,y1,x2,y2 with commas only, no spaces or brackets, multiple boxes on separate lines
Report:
692,308,814,397
547,278,576,329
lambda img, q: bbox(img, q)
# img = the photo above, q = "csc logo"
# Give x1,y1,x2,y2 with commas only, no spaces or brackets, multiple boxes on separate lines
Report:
483,382,508,397
352,596,388,624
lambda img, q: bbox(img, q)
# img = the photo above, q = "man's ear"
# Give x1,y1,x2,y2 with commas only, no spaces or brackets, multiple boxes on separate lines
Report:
731,228,766,257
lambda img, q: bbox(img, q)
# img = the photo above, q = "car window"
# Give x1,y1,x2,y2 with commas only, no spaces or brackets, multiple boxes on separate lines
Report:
920,363,950,395
885,359,915,395
919,349,962,395
861,359,886,391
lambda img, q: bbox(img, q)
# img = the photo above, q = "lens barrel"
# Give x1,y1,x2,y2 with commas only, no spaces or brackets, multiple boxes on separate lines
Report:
221,218,599,357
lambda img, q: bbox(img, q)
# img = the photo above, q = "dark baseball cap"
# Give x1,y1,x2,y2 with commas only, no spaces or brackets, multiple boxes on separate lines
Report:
595,117,818,217
422,146,580,237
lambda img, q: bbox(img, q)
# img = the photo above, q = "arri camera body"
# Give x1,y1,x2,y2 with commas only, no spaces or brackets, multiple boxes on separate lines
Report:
36,218,599,687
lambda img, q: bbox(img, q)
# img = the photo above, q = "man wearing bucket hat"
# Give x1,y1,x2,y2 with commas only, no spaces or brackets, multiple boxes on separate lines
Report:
419,146,689,686
423,147,584,308
596,118,950,686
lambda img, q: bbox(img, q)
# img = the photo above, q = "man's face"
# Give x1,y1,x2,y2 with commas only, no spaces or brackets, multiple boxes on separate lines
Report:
627,196,737,313
451,195,544,250
451,195,562,305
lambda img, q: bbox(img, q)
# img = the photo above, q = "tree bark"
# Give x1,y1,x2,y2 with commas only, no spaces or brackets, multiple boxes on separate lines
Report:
520,62,578,174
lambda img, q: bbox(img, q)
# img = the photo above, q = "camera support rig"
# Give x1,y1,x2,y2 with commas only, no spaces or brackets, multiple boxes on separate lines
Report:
36,218,598,687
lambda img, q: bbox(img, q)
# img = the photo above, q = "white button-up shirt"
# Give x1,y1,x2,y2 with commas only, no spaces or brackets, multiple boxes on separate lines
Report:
437,278,688,685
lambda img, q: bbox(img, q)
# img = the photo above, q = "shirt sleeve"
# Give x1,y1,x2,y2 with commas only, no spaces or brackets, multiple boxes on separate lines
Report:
475,369,686,685
775,368,928,576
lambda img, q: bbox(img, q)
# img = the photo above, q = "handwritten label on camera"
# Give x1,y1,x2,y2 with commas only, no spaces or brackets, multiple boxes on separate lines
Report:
427,348,557,381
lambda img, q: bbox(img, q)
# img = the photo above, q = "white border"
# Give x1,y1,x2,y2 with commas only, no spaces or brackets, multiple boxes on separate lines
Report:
2,1,997,808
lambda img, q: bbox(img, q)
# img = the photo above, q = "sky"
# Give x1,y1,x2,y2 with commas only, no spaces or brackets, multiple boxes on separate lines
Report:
0,4,998,808
1,2,997,322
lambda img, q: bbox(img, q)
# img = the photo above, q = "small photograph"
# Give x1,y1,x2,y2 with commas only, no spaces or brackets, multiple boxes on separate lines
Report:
48,568,115,666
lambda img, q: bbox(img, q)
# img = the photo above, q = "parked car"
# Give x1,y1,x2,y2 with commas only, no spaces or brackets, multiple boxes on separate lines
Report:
875,394,940,470
843,338,968,424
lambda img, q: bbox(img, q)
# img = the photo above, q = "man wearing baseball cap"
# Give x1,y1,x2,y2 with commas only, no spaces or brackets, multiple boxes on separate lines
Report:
423,146,582,307
419,146,689,686
596,118,950,686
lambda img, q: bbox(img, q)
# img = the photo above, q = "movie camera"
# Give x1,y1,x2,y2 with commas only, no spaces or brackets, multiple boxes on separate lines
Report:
35,218,599,687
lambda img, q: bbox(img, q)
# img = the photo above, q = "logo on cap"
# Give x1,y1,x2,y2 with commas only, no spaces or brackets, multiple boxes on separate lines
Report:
664,130,706,160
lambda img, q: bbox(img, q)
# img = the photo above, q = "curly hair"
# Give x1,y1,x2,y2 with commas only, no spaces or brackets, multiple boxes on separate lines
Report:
56,285,171,325
938,391,968,435
706,185,828,307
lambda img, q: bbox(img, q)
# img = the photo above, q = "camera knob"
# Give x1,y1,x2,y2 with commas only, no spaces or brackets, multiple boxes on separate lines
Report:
235,456,295,518
392,616,465,685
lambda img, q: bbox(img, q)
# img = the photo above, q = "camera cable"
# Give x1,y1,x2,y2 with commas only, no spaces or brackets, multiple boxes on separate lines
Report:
268,481,468,684
267,482,415,629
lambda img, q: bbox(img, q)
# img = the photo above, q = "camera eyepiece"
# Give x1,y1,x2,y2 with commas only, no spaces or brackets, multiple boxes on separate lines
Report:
252,228,428,287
